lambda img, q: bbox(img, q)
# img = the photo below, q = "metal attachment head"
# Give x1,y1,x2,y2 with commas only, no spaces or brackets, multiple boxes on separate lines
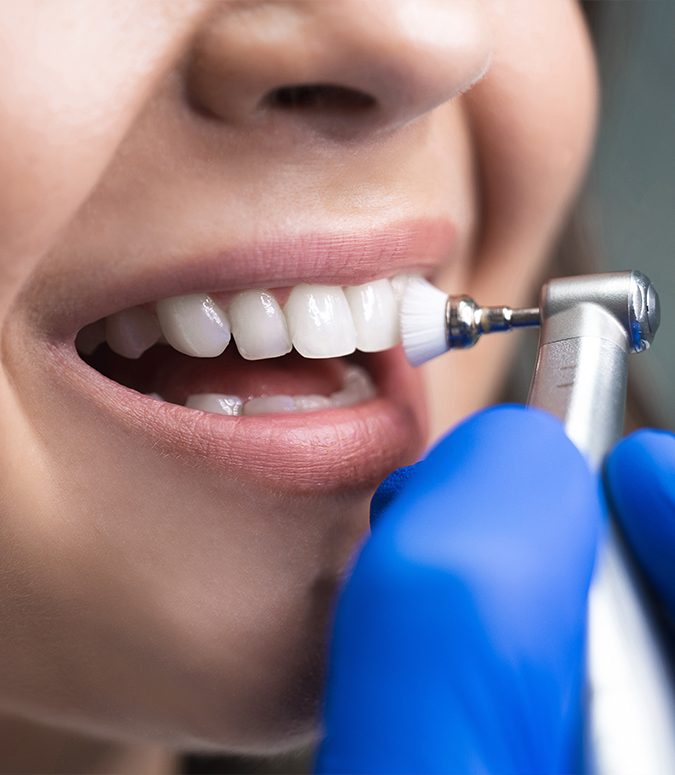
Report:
445,295,481,348
538,270,661,354
628,271,660,352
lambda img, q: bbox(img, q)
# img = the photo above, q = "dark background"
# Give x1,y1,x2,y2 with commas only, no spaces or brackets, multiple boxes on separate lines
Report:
586,1,675,429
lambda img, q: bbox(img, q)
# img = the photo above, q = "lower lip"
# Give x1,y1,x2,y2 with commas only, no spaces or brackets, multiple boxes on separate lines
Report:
49,343,427,494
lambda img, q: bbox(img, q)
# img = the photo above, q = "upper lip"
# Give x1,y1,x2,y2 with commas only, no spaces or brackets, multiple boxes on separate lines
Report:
31,217,451,493
44,217,456,339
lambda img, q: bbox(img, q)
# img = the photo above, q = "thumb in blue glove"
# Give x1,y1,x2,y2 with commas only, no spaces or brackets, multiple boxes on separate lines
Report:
316,405,602,775
606,428,675,619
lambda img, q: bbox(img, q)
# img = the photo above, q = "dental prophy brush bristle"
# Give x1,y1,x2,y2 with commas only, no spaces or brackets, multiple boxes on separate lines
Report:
399,277,450,366
400,277,540,366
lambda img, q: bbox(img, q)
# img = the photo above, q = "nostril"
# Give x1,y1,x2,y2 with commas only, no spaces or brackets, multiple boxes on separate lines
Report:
263,83,376,114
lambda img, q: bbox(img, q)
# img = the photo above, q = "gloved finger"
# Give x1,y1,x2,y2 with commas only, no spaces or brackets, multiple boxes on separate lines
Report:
317,405,601,775
370,462,421,527
605,428,675,616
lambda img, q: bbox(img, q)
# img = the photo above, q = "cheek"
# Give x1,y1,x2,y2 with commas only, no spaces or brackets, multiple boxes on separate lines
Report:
465,0,598,294
423,2,597,436
0,1,204,312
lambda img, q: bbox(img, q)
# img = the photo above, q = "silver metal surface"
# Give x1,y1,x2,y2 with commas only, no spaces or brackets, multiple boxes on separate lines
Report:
527,337,626,467
536,270,659,354
444,296,540,350
527,270,675,775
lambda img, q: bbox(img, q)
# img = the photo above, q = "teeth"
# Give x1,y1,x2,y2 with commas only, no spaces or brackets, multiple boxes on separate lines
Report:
89,274,414,361
184,364,376,417
344,279,399,352
292,394,333,412
243,395,297,416
185,394,243,415
390,274,415,305
284,284,356,359
105,307,161,359
228,290,292,360
156,294,231,357
330,364,377,407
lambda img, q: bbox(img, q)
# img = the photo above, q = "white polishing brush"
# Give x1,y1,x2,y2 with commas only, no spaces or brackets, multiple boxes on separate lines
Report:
400,277,541,366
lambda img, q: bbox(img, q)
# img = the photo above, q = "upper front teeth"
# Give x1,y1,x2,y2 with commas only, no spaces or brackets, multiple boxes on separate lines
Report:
344,279,398,352
228,290,292,360
81,275,410,360
284,285,356,358
156,294,231,357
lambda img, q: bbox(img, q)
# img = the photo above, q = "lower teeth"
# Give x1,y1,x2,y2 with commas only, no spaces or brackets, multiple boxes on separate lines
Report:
158,364,376,417
185,394,244,415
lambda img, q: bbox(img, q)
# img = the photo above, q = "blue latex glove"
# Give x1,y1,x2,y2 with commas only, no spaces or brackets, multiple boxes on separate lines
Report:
606,428,675,619
316,405,602,775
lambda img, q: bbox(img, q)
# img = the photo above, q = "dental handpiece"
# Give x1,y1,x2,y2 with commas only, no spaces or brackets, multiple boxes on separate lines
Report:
401,271,675,774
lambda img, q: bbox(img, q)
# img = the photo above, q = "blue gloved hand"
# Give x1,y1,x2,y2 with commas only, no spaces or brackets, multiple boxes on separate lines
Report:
316,405,602,775
605,428,675,619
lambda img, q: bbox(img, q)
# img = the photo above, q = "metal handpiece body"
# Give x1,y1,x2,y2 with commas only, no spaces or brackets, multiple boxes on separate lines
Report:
527,271,675,775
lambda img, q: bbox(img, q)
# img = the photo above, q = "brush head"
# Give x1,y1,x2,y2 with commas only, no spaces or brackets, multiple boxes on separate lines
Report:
400,277,449,366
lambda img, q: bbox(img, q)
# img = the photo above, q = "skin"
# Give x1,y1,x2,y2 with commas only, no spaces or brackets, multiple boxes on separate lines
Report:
0,1,597,771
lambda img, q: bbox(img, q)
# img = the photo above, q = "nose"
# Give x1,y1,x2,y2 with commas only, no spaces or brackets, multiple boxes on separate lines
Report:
188,0,492,136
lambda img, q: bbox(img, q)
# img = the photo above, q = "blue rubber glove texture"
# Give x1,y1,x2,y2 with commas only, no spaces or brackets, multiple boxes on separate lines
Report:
606,429,675,617
316,405,601,775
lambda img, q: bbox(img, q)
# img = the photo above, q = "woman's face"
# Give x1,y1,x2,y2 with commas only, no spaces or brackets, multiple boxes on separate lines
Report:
0,0,596,753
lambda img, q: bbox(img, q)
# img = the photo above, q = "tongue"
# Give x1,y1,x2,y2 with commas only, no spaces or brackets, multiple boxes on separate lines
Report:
88,345,351,404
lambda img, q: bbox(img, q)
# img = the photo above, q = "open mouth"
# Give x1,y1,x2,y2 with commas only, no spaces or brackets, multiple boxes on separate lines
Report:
76,276,411,417
35,221,453,490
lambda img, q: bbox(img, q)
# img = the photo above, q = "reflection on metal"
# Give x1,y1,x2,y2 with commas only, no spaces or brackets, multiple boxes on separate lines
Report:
444,295,540,350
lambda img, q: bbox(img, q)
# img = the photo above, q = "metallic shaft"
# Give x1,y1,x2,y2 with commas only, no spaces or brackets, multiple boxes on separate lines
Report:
505,307,541,328
445,296,540,350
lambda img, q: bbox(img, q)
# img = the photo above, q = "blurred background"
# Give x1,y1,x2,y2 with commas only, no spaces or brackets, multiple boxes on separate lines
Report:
586,1,674,429
508,2,675,430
